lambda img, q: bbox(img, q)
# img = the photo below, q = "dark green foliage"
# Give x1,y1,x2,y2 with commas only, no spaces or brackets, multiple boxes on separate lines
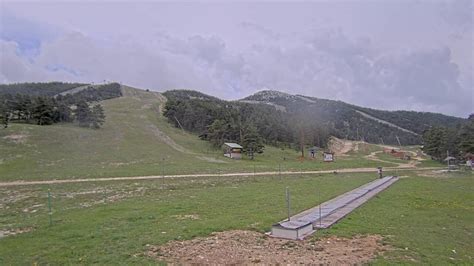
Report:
0,82,117,129
422,114,474,161
74,101,106,129
0,82,87,96
91,104,106,129
243,90,466,146
164,89,467,151
352,106,465,135
32,97,55,125
242,124,265,159
458,115,474,155
75,101,93,127
163,90,329,155
58,83,122,104
0,97,10,128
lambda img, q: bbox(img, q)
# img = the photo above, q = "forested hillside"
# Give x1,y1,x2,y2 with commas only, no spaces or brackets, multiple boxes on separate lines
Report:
242,90,466,145
351,106,466,135
422,114,473,161
163,89,467,151
0,82,87,96
163,90,299,156
0,82,122,129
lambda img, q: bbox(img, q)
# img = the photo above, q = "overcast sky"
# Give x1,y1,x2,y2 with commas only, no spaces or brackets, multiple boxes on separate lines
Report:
0,1,472,117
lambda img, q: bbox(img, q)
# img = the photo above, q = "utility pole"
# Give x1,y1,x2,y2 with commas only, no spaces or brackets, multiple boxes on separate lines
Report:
300,127,305,158
174,116,185,132
396,135,402,150
447,150,450,171
286,187,291,221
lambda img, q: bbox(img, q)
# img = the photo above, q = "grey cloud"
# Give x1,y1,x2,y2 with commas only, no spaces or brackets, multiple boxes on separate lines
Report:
240,22,280,40
439,0,473,34
0,2,472,117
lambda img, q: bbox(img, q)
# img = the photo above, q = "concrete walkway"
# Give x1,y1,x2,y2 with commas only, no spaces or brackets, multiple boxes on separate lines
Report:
271,176,399,239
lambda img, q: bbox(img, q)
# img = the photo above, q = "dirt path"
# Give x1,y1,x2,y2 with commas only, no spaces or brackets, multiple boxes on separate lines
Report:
147,230,389,265
365,150,421,168
0,167,442,187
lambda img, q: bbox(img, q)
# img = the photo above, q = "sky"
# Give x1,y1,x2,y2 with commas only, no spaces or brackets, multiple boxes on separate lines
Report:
0,0,472,117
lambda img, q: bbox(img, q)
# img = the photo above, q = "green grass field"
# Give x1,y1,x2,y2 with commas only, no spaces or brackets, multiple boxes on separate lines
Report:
0,87,398,182
0,171,472,264
1,86,470,264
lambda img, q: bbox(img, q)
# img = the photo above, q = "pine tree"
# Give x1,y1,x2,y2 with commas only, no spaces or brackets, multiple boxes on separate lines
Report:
242,124,264,159
33,97,54,125
91,104,106,129
0,98,10,128
56,102,73,122
458,114,474,155
75,100,92,127
422,127,447,160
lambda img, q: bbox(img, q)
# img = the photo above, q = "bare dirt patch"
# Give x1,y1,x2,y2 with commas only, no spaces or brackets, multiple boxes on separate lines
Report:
416,170,467,178
147,230,388,265
0,227,33,238
2,134,28,144
197,156,227,163
171,214,200,220
328,137,361,156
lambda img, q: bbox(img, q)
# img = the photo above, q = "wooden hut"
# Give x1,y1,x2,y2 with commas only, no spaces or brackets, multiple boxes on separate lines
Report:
223,143,243,159
323,152,334,162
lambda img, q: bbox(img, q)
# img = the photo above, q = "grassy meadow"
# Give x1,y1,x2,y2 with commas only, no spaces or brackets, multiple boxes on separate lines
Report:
0,171,472,264
0,87,403,182
1,86,469,265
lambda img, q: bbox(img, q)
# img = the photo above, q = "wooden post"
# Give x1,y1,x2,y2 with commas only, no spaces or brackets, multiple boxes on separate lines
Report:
286,187,291,221
447,150,450,172
47,189,53,226
318,188,322,228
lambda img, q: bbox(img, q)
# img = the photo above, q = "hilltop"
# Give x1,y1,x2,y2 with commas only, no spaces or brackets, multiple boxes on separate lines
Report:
163,89,465,149
1,82,444,182
242,89,465,140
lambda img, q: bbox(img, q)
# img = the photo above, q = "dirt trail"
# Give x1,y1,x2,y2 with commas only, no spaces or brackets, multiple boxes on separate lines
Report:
148,230,389,265
365,150,422,168
329,137,366,156
0,166,442,187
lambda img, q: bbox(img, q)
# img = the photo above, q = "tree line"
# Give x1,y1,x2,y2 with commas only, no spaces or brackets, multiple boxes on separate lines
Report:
422,114,474,161
163,90,331,158
0,82,87,96
0,83,122,129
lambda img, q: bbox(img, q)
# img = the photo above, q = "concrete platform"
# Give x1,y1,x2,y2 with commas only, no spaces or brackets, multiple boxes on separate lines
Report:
270,176,399,240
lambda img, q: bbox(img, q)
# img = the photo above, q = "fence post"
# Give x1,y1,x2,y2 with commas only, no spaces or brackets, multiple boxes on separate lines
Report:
286,187,291,221
47,189,53,226
279,163,281,179
103,187,107,204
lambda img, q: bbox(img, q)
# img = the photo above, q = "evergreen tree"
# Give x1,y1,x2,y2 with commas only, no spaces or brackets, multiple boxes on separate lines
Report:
0,98,10,128
206,119,229,147
56,102,73,122
458,114,474,155
422,127,447,160
91,104,106,129
33,97,54,125
242,124,265,159
75,100,92,127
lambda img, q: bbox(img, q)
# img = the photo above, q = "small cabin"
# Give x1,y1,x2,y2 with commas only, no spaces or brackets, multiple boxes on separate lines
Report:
308,146,318,158
223,142,243,159
323,152,334,162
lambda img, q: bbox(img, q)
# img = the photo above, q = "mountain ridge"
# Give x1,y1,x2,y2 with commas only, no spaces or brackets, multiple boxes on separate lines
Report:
164,88,466,146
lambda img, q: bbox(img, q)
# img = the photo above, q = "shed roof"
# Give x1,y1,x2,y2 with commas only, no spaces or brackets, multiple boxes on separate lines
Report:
223,142,243,149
